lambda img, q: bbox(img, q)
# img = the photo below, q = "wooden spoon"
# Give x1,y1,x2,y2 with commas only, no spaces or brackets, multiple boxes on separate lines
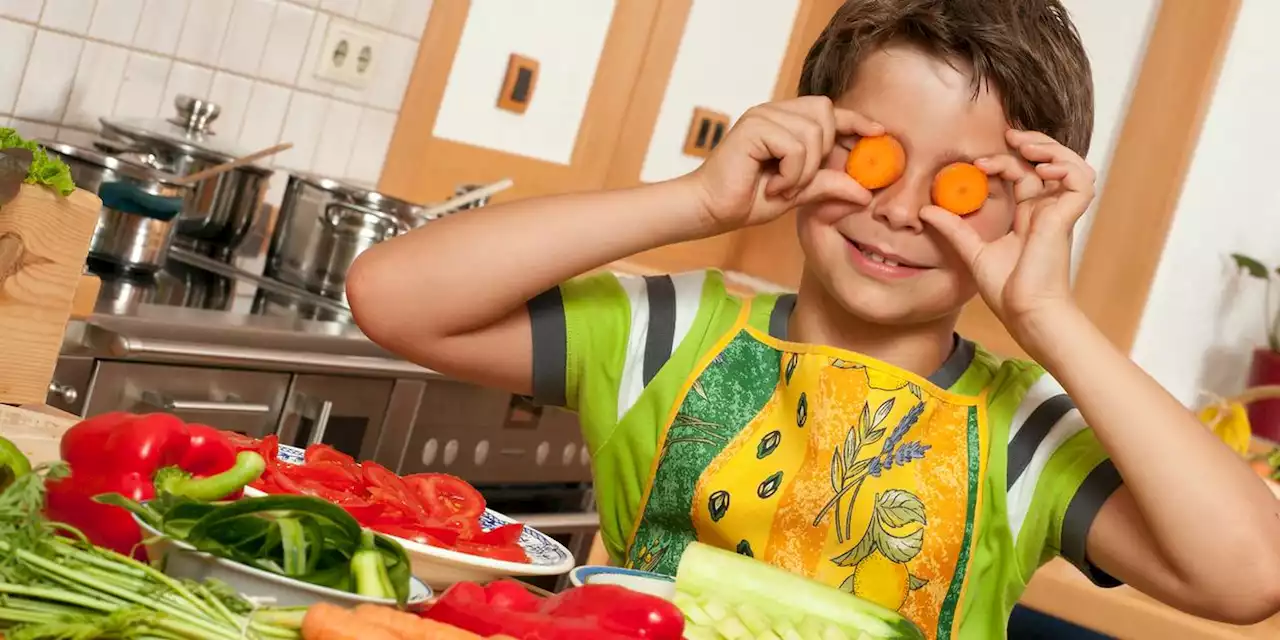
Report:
172,142,293,185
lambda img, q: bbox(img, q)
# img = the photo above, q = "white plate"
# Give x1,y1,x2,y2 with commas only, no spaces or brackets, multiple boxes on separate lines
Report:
134,514,432,609
253,445,577,587
568,566,676,600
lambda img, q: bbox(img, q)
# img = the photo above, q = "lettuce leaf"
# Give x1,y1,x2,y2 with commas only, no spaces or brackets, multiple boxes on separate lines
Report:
0,128,75,196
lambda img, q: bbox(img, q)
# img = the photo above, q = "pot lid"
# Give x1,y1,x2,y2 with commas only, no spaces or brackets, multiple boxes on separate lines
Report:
37,139,188,187
291,173,426,222
99,95,254,163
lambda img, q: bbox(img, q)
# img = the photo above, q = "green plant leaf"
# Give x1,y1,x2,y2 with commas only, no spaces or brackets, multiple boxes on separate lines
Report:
859,402,871,438
872,398,895,429
876,489,927,527
842,426,860,470
831,521,878,567
829,449,843,493
908,573,928,590
1232,253,1270,279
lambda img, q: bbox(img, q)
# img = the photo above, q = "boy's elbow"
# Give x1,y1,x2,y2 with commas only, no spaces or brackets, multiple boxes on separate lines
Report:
1196,568,1280,625
346,252,395,344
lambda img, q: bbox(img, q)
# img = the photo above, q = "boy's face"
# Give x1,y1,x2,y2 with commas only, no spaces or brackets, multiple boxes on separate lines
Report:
797,43,1016,325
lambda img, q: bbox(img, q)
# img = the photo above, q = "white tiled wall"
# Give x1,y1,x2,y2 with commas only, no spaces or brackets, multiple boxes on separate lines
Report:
0,0,430,204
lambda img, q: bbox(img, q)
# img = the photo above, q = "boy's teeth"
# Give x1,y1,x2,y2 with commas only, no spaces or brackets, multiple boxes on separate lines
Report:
861,248,899,267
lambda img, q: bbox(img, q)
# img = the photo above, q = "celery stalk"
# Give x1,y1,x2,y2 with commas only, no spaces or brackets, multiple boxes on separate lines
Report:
674,542,925,640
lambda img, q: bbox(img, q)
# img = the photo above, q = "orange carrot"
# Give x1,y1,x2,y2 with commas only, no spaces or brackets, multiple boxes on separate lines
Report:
931,162,988,215
1251,459,1274,479
302,603,400,640
845,134,905,189
353,604,483,640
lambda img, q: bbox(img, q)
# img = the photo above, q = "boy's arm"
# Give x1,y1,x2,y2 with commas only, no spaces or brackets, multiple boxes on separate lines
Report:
924,129,1280,624
346,97,877,395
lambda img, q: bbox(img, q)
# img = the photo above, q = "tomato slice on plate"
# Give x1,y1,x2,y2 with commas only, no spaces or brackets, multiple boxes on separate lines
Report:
371,523,462,547
470,523,524,547
304,443,357,468
288,460,360,492
362,462,432,520
404,473,486,520
453,540,529,564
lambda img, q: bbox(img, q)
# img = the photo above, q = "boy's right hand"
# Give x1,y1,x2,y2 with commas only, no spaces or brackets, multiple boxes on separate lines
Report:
689,96,884,232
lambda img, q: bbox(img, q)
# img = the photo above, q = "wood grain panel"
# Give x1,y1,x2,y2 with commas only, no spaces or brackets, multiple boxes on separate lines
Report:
379,0,661,205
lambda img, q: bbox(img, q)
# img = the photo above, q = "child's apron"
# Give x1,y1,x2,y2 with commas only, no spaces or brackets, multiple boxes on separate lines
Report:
623,301,990,639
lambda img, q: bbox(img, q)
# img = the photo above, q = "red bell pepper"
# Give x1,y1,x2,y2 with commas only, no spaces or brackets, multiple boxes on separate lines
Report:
44,412,261,559
424,581,684,640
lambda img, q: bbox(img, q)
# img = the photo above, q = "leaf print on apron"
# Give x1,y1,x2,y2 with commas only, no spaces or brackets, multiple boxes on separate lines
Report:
624,302,989,640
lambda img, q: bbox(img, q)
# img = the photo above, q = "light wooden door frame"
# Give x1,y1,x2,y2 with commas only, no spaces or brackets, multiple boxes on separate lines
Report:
379,0,661,205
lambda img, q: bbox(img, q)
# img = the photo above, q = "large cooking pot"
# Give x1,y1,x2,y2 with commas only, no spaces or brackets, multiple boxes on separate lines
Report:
41,141,191,272
266,174,425,302
99,95,272,256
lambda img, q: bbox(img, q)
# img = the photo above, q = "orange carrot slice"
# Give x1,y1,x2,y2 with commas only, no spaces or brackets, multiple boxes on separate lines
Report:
931,162,988,215
845,135,905,189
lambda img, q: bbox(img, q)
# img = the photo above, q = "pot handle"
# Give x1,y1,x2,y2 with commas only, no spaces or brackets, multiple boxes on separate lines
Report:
322,202,408,238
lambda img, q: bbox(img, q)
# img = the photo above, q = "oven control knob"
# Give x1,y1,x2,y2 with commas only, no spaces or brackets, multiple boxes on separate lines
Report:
535,442,550,466
443,439,459,466
421,438,438,467
474,440,489,466
562,443,576,466
580,445,590,466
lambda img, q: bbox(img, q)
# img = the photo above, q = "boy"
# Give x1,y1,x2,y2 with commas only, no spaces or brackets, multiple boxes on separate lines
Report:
347,1,1280,637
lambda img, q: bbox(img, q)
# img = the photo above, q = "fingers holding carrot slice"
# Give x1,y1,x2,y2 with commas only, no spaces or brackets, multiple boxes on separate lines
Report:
931,162,988,216
845,134,905,189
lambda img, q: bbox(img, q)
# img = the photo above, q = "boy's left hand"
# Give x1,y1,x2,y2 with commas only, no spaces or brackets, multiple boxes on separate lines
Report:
920,129,1096,338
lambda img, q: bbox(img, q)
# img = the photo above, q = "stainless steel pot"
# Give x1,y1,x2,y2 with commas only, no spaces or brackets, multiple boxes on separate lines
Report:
41,141,191,272
267,174,423,301
99,95,272,256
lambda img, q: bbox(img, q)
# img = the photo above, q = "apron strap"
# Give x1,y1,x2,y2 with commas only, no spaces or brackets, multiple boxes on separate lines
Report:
642,275,677,385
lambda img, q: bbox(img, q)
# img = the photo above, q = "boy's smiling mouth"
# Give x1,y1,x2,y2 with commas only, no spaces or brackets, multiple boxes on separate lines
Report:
845,237,932,279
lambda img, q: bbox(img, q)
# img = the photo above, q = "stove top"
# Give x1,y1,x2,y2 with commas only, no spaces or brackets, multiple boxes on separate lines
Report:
89,245,353,324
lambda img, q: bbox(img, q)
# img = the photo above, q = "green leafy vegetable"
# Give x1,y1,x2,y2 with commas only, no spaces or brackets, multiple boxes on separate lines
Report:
99,489,413,605
0,128,75,196
0,462,306,639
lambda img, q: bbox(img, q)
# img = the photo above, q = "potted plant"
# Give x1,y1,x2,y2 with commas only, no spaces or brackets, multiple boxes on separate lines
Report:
1229,254,1280,442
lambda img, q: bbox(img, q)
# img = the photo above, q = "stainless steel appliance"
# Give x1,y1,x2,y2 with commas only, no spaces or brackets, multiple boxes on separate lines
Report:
99,95,272,257
53,249,599,588
41,141,190,271
266,174,425,301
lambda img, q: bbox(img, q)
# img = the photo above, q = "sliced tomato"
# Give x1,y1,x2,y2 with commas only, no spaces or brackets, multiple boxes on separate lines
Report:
288,460,360,492
304,443,357,468
370,523,461,547
404,473,486,520
470,523,524,547
362,462,432,520
454,540,529,564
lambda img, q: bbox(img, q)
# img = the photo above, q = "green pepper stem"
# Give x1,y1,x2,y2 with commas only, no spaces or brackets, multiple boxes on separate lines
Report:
157,451,266,502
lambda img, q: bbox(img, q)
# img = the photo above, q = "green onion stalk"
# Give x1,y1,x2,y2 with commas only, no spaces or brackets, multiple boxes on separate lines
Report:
0,463,306,640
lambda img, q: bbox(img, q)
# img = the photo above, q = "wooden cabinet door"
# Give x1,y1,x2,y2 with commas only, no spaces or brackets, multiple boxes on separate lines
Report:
604,0,839,274
380,0,660,204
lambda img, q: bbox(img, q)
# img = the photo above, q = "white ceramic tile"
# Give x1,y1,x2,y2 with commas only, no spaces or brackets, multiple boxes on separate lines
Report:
0,0,43,21
113,51,170,119
274,91,327,170
258,1,313,84
39,0,94,34
13,30,82,121
320,0,355,17
62,41,128,128
162,62,213,111
205,72,253,141
311,97,357,177
0,18,35,114
56,126,97,146
292,0,317,6
133,0,188,55
0,118,9,128
175,0,232,62
368,32,414,110
237,81,289,151
345,107,395,183
355,0,392,29
218,0,275,76
87,0,142,45
10,119,56,140
391,0,428,39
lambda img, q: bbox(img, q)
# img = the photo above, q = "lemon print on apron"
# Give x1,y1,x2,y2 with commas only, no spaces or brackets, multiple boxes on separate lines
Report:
626,306,987,640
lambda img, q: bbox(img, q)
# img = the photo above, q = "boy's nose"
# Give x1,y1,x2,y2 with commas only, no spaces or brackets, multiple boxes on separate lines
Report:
869,179,926,233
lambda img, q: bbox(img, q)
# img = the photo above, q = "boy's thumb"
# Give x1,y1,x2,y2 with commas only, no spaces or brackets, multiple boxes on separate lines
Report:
797,170,872,206
920,205,984,266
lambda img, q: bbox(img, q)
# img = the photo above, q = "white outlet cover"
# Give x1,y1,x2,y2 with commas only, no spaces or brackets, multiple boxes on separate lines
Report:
314,18,381,89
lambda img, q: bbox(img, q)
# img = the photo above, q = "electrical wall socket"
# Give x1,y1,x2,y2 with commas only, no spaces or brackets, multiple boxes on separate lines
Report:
313,18,382,89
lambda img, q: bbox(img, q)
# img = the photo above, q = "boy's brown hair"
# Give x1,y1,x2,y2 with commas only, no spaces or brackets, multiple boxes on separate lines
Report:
799,0,1094,156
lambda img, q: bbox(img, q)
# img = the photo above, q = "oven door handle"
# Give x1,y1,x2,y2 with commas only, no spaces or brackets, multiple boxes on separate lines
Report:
142,391,271,414
506,512,599,532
